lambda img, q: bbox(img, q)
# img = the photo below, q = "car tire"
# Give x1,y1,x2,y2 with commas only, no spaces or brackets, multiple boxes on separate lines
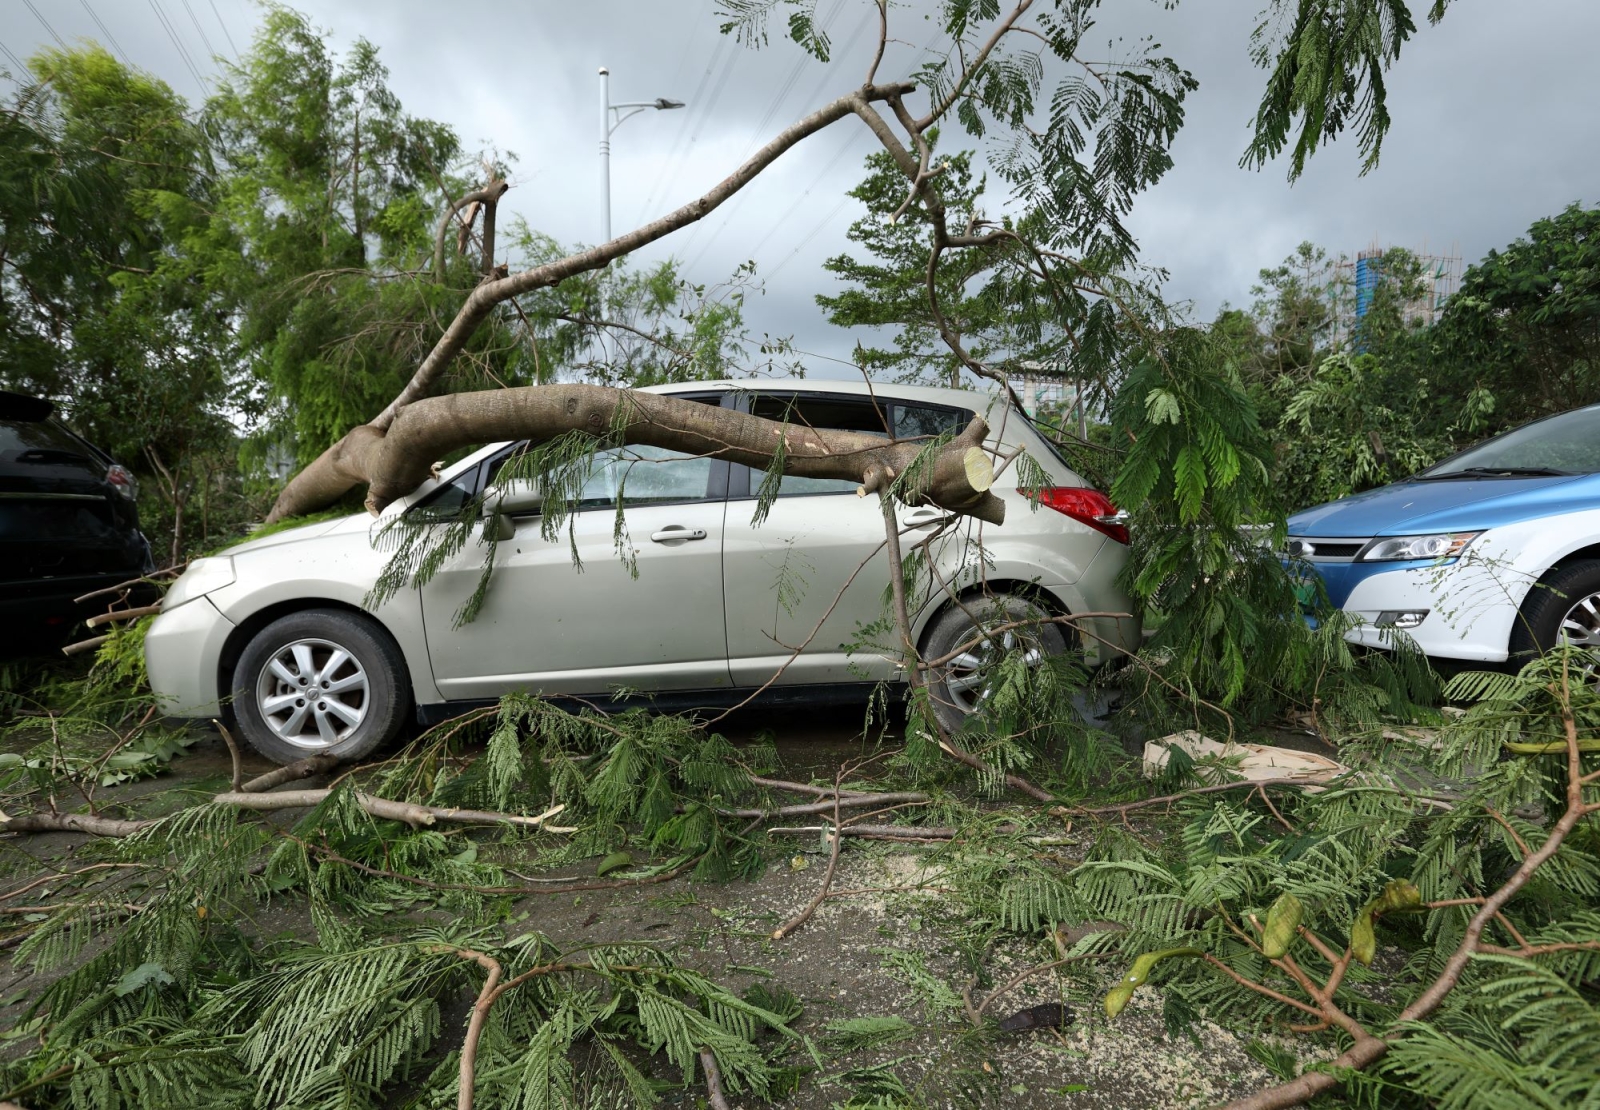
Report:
920,593,1071,735
231,608,411,765
1508,559,1600,666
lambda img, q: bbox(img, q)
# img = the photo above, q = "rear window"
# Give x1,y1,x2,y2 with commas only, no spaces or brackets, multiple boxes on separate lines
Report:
0,419,98,469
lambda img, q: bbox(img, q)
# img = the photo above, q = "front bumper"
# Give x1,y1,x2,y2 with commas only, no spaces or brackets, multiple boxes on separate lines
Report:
144,596,235,716
1300,553,1522,663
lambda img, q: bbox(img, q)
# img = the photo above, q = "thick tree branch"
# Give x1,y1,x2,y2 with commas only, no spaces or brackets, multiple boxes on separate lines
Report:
273,383,1004,525
433,180,508,283
272,82,914,522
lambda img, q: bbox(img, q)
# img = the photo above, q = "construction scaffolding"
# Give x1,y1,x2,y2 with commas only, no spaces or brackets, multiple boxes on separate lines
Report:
1333,243,1462,345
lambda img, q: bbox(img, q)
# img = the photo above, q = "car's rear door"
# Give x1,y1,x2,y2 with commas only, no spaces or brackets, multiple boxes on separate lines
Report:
420,394,733,701
720,390,976,688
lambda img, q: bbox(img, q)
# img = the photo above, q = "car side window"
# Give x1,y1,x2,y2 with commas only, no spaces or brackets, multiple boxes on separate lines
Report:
476,394,728,511
746,394,890,497
893,401,971,441
578,445,715,507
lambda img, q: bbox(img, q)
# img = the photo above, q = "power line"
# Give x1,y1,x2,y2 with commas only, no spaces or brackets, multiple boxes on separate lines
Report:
147,0,208,91
633,29,726,226
742,128,867,265
179,0,220,62
643,34,741,224
765,193,853,280
78,0,132,65
678,0,864,269
22,0,66,49
755,29,949,284
207,0,239,57
0,38,27,76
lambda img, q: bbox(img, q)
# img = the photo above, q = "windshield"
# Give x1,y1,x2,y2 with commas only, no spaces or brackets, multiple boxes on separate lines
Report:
1418,405,1600,479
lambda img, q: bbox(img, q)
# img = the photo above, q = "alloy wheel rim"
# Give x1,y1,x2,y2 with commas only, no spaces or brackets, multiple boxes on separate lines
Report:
943,626,1044,715
256,637,369,750
1557,590,1600,653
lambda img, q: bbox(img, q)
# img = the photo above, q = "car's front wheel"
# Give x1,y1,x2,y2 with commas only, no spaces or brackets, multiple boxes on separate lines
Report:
1509,558,1600,668
920,594,1071,735
231,608,411,765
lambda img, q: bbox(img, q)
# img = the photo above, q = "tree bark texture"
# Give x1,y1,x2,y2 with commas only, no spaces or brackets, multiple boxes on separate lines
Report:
269,383,1006,525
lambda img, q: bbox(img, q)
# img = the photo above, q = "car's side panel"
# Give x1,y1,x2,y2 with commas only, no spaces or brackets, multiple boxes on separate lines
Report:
722,491,972,686
419,500,733,700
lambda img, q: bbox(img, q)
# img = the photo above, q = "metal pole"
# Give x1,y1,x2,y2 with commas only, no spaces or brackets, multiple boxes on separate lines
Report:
598,66,611,243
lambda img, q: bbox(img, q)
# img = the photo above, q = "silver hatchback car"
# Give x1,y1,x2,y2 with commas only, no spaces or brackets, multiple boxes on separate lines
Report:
145,380,1140,763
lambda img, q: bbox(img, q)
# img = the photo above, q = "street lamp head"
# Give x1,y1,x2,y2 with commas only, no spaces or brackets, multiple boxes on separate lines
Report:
598,66,609,76
654,98,685,110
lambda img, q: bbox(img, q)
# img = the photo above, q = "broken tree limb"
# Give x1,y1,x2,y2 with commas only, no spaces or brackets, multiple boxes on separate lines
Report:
269,80,917,523
272,383,1006,526
433,180,509,283
772,776,843,940
717,791,928,819
238,753,343,793
0,811,154,837
211,791,569,831
83,604,162,629
1,795,569,838
60,635,109,658
768,823,959,840
699,1049,731,1110
213,718,244,792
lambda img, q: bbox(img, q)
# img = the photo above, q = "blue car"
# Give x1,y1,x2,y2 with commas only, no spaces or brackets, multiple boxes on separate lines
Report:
1286,403,1600,666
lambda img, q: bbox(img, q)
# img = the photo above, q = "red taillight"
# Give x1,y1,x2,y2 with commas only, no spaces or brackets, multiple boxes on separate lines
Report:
1021,486,1129,544
106,464,137,501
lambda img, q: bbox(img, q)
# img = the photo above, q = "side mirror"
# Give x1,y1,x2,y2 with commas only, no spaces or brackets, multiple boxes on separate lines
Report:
480,482,543,542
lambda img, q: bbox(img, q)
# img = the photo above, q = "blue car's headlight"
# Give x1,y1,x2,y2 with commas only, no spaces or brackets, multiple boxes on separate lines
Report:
1357,532,1481,562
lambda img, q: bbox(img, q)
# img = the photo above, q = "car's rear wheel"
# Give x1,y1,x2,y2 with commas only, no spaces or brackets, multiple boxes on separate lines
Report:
920,594,1071,735
231,609,410,765
1509,559,1600,668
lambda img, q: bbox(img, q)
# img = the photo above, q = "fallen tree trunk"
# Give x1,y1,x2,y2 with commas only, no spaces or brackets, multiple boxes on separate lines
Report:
269,383,1005,525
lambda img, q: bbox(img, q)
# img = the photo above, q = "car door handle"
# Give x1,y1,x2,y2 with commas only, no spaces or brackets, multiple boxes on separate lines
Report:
650,526,708,543
901,508,949,528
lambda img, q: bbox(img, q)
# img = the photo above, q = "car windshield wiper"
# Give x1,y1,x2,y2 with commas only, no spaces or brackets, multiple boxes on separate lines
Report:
1415,466,1574,481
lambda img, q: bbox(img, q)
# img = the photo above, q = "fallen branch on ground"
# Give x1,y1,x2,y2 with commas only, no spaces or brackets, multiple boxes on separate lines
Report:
699,1049,731,1110
0,793,569,837
718,791,928,819
772,773,844,941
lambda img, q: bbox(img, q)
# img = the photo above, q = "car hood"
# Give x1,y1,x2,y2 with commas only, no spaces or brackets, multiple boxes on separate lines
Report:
1289,473,1600,537
224,513,367,556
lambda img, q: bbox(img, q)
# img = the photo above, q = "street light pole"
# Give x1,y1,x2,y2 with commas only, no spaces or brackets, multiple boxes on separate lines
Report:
597,65,684,243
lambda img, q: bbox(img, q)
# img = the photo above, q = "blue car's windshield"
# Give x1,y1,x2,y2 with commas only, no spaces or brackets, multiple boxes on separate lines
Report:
1416,404,1600,480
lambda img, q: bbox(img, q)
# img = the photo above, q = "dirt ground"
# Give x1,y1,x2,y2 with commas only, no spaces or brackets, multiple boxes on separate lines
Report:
0,709,1303,1108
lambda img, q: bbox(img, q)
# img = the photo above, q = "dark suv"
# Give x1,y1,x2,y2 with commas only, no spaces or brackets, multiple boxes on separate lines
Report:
0,391,155,655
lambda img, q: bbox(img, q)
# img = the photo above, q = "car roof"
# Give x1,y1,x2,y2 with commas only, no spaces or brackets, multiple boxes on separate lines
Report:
425,378,1012,492
643,377,1006,414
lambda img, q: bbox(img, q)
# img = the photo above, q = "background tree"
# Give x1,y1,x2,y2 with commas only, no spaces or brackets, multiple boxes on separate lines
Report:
0,46,237,560
817,145,1029,386
1432,202,1600,430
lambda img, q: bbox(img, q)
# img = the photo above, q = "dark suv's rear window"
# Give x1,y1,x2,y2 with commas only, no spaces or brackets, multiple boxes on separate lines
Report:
0,419,99,474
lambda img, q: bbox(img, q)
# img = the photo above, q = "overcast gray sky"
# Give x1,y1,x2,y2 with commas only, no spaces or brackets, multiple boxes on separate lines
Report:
3,1,1596,374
